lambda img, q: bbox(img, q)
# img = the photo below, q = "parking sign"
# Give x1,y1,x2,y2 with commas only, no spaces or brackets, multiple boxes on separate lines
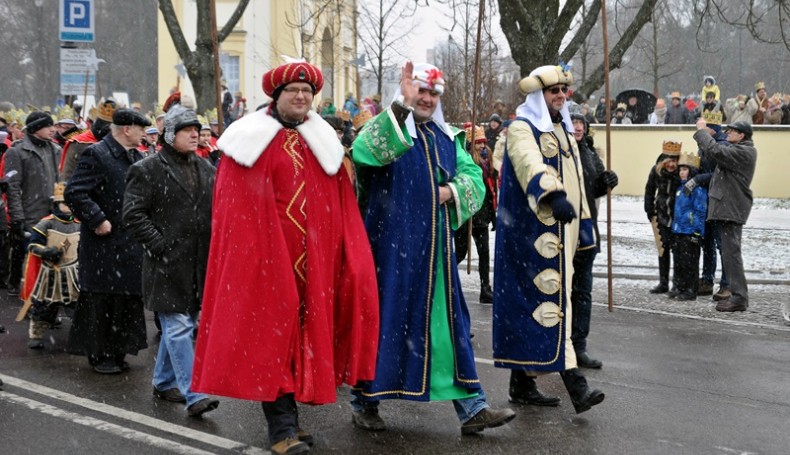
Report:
59,0,95,42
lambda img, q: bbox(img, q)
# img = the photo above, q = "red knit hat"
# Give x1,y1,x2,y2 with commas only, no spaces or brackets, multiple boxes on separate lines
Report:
262,61,324,97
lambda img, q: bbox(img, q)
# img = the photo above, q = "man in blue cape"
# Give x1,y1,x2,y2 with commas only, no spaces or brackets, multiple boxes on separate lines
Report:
351,61,515,435
493,64,605,414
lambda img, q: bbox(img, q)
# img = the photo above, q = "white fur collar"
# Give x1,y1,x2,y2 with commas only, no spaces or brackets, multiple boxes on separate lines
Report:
217,109,344,175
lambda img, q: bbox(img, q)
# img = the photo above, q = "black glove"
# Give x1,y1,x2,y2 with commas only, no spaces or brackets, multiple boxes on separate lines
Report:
601,170,618,189
40,247,63,263
683,178,698,196
11,222,26,241
690,233,701,245
544,192,577,223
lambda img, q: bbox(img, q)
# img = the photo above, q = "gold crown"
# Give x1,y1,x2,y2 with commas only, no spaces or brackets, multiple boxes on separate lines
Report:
464,125,486,143
352,110,372,130
52,182,67,202
755,81,765,91
616,102,627,111
678,152,700,169
337,110,352,122
701,110,723,125
662,140,682,156
96,100,117,122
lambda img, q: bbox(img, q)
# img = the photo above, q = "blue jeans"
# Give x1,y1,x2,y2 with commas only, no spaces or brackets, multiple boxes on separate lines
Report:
351,388,488,424
153,312,206,408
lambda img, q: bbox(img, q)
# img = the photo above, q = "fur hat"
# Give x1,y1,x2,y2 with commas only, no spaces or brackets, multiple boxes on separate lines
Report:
163,104,201,145
262,61,323,98
518,64,573,95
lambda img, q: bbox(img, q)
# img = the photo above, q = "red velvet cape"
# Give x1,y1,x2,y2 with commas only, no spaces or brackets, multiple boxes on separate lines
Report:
191,129,379,404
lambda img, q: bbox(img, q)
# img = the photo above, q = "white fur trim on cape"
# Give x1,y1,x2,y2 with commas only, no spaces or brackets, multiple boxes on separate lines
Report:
217,109,345,175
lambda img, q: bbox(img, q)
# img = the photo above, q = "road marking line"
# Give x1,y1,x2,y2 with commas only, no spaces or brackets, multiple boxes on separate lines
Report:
0,391,216,455
593,302,790,332
0,374,268,455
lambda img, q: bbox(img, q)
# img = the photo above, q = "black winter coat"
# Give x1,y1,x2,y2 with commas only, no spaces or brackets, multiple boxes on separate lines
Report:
64,134,145,295
4,134,60,227
644,155,680,228
577,136,608,248
122,146,215,313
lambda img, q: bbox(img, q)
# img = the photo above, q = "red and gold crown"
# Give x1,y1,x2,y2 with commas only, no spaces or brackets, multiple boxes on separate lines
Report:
96,99,117,122
662,139,682,156
464,125,486,144
262,61,323,97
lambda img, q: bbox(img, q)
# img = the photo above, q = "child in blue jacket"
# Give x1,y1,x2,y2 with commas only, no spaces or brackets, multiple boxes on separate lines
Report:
670,153,707,301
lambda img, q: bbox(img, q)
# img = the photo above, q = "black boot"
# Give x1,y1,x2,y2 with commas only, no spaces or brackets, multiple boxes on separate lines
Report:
560,368,604,414
479,281,493,304
509,370,560,406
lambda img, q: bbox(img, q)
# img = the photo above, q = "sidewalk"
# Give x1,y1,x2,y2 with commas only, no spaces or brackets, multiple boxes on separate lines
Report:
458,195,790,329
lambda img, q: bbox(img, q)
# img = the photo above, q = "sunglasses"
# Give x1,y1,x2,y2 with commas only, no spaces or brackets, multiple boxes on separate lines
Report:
546,85,569,95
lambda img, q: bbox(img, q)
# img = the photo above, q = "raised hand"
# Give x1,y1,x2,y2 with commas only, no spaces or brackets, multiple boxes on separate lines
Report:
400,61,419,108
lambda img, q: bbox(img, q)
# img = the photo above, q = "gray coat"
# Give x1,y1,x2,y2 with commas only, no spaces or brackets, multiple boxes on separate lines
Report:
122,147,215,314
693,130,756,225
4,135,60,227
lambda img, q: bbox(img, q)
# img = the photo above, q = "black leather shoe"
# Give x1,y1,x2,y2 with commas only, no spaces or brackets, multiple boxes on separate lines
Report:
577,352,603,369
461,407,516,435
188,398,219,417
352,407,386,431
479,284,493,304
7,285,19,296
154,387,186,403
93,359,122,375
667,288,681,298
674,292,697,301
561,368,605,414
509,372,561,406
715,299,747,312
649,284,668,294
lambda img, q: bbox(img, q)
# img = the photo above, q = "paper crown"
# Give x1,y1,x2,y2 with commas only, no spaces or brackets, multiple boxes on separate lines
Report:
337,110,351,122
262,61,324,97
670,91,681,99
615,102,627,111
204,108,218,124
678,152,700,169
518,64,573,95
464,124,486,144
52,182,66,202
95,99,117,122
755,81,766,91
662,140,682,156
352,110,372,130
702,110,723,125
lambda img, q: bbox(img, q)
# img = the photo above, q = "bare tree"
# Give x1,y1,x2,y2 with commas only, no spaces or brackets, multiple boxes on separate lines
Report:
694,0,790,50
357,0,419,96
158,0,250,111
495,0,659,98
629,1,684,96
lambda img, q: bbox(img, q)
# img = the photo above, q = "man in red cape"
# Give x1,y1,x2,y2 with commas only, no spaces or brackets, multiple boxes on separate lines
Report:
191,60,379,455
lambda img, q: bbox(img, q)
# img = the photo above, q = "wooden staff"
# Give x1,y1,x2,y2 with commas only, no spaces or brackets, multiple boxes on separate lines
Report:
81,69,90,114
466,0,486,275
209,0,224,135
601,1,614,311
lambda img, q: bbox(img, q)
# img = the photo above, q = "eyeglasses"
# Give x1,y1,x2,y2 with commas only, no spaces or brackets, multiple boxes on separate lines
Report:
282,87,314,96
546,85,569,95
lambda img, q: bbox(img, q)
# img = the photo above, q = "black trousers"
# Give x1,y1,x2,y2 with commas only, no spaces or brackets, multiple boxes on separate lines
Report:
262,394,298,445
8,235,26,288
718,221,748,305
571,248,597,353
672,234,700,296
657,225,675,287
454,222,490,286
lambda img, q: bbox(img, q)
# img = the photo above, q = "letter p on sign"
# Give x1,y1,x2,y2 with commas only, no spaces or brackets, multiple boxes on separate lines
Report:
66,1,89,27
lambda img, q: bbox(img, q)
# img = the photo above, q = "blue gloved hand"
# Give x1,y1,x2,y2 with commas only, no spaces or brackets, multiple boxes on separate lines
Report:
683,178,698,196
544,192,577,223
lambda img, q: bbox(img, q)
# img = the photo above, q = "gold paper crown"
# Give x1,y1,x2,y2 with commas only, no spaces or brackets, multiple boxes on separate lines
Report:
96,100,117,122
464,125,486,143
616,102,627,111
52,182,67,202
678,152,700,169
701,110,723,125
662,140,682,156
337,110,352,122
352,110,372,130
204,108,218,124
754,81,765,91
